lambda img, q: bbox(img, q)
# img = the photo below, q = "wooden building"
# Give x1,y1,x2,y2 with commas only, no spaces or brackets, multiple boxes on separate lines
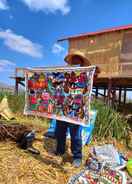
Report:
13,25,132,105
58,25,132,105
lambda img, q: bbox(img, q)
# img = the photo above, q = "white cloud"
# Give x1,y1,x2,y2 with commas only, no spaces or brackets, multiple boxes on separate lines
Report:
0,59,16,72
52,43,65,54
0,0,9,10
0,29,43,58
21,0,70,15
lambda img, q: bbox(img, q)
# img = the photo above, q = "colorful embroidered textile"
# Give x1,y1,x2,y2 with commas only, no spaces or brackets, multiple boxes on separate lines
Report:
24,66,95,126
67,167,127,184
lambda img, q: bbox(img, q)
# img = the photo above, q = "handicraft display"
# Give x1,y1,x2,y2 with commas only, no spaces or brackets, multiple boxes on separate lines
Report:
24,66,95,125
68,166,126,184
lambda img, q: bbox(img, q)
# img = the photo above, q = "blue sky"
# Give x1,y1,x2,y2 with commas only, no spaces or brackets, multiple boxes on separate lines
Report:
0,0,132,87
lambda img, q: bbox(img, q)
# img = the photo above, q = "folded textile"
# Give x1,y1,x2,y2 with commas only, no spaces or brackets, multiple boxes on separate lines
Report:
68,145,128,184
92,144,121,168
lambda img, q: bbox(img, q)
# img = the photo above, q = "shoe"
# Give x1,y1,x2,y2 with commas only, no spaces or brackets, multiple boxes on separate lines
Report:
72,159,82,168
27,146,40,155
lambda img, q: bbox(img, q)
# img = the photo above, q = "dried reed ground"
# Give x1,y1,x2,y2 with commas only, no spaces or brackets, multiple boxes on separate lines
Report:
0,91,131,184
0,124,131,184
0,130,83,184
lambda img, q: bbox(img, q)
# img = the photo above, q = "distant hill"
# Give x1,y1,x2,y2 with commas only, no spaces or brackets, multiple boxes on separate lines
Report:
0,81,25,93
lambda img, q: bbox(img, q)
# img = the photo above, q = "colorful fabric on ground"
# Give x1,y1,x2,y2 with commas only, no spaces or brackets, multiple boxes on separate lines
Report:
67,167,127,184
24,66,95,126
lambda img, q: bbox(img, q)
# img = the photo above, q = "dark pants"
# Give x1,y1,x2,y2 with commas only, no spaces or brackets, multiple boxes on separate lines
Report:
55,120,82,160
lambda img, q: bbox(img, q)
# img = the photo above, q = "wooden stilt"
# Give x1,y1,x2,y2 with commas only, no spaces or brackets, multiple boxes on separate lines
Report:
15,78,19,95
119,87,122,105
95,87,98,98
123,88,127,104
104,88,106,101
14,68,18,95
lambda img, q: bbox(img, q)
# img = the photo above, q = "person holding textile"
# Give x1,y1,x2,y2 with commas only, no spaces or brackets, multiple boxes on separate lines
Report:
55,120,82,167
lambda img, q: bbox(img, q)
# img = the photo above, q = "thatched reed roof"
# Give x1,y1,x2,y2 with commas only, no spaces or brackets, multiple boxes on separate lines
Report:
58,24,132,41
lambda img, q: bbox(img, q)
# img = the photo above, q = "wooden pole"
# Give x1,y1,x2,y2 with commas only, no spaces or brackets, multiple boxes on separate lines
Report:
15,78,19,95
104,88,106,101
112,87,116,108
123,88,127,105
119,87,122,105
95,87,98,98
14,68,18,95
